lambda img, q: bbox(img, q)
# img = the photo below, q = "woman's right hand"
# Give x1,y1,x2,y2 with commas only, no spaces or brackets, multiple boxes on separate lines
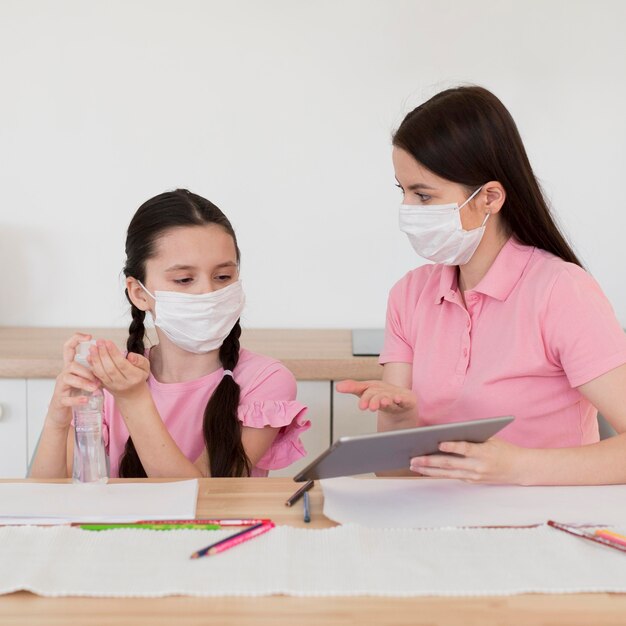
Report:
47,332,101,428
335,379,417,414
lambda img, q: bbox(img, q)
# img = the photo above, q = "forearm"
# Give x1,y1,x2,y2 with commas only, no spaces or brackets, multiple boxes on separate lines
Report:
29,417,71,478
522,433,626,485
115,386,203,478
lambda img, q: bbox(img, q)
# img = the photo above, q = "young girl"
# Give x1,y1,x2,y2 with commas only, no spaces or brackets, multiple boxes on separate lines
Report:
30,189,309,478
339,86,626,485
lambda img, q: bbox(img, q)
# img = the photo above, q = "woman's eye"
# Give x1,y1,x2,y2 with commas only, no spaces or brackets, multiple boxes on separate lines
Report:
215,275,232,282
416,193,431,202
174,277,193,284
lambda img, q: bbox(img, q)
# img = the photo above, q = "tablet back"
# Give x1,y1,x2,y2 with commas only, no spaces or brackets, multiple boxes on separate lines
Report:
293,416,514,481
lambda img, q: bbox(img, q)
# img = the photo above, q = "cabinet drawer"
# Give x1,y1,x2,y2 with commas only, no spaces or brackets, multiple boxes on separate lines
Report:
0,379,27,478
270,381,331,478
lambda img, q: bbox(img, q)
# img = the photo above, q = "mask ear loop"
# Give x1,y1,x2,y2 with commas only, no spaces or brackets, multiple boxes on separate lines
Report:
458,185,484,211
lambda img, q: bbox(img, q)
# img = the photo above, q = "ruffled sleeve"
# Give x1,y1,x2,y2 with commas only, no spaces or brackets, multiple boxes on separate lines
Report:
238,400,309,470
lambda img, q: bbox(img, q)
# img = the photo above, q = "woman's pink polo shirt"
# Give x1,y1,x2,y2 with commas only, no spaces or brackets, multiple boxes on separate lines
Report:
380,237,626,448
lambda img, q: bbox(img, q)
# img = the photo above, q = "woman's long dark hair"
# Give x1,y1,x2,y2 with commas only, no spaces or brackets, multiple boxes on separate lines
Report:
393,85,582,267
118,189,250,478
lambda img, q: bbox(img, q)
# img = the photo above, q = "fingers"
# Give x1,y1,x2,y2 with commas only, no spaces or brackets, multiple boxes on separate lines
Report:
358,388,413,412
410,453,478,474
57,362,100,394
438,441,477,456
89,340,127,385
62,373,100,394
62,332,92,366
410,465,479,481
335,380,373,396
59,395,92,408
127,351,151,374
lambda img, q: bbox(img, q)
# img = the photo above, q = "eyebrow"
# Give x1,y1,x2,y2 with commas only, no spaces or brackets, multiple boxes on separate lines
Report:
395,178,437,191
164,261,237,272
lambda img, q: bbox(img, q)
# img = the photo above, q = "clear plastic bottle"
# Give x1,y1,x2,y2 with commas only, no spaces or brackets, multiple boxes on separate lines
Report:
72,340,108,483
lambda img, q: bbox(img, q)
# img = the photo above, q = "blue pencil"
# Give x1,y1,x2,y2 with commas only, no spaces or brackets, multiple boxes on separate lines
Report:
303,490,311,523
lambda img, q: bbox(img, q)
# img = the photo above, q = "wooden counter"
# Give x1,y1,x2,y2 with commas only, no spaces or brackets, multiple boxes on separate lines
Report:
0,327,382,381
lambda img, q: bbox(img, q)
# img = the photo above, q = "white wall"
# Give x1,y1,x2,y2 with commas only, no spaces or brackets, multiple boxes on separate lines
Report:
1,0,625,329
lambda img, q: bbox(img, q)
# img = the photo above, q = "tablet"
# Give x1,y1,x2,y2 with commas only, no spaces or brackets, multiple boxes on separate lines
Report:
293,416,514,482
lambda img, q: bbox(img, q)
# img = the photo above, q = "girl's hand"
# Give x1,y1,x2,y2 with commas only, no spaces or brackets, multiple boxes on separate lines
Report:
336,379,417,414
410,438,528,484
47,332,101,428
88,340,150,400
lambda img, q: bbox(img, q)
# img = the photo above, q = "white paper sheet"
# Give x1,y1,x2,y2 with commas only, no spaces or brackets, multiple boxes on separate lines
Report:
2,524,626,597
321,477,626,528
0,480,198,524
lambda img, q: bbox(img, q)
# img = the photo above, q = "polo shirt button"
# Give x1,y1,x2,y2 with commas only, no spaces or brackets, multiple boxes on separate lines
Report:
466,320,470,328
463,348,468,357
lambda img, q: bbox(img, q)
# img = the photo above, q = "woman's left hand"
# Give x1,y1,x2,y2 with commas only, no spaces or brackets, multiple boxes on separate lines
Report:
88,340,150,399
410,438,528,484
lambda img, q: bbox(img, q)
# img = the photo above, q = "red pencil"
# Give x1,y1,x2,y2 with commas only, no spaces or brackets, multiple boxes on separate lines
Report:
132,518,270,527
190,521,275,559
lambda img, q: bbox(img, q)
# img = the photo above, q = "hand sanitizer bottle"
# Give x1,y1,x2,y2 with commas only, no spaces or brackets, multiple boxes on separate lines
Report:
72,340,108,483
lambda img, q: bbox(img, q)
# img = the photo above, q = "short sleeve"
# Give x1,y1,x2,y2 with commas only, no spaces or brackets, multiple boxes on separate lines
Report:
543,265,626,387
379,276,414,365
238,363,310,470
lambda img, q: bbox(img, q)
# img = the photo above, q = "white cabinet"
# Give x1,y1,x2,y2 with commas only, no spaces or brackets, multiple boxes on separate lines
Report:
332,384,377,441
270,381,331,478
26,379,57,467
0,379,27,478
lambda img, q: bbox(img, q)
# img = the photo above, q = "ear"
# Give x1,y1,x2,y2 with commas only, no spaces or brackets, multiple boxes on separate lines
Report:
482,181,506,215
126,277,152,313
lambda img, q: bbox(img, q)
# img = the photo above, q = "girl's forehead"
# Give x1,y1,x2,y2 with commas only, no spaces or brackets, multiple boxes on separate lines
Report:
151,225,237,266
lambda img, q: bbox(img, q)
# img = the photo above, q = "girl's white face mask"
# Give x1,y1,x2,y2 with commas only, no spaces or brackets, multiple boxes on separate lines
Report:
399,186,489,266
138,280,245,354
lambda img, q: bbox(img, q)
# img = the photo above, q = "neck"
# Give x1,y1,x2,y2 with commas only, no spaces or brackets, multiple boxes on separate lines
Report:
149,332,222,383
457,220,510,293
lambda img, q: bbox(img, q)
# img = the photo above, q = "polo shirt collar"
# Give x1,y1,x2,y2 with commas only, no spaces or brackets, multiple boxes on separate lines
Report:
435,237,535,304
474,237,534,301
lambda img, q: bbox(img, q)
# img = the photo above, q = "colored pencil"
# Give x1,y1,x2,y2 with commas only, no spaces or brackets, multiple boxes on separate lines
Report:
77,523,221,531
303,491,311,524
190,521,275,559
285,480,314,507
548,520,626,553
71,518,270,528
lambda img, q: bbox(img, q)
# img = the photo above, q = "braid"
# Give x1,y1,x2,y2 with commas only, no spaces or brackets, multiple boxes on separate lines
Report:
202,320,249,477
118,300,148,478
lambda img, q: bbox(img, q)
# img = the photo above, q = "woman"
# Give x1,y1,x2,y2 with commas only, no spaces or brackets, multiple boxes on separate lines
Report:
338,86,626,485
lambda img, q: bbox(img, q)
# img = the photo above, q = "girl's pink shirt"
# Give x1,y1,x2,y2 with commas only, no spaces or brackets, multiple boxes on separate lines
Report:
101,349,310,477
380,237,626,448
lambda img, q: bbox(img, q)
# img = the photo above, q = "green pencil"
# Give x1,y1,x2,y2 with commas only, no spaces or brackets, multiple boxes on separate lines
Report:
77,523,222,531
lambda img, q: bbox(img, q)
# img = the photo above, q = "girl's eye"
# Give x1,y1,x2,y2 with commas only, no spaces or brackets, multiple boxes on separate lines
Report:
215,275,232,282
416,193,431,202
174,277,193,284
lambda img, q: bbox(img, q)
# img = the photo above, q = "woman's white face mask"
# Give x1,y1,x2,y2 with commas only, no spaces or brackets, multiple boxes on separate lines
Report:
399,186,489,266
139,280,245,354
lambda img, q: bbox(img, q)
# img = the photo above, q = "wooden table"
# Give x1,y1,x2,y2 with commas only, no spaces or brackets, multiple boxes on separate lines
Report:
0,327,382,380
1,478,626,625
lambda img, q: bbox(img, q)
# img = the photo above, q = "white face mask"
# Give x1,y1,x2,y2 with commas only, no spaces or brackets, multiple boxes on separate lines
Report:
399,186,489,265
138,280,245,354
